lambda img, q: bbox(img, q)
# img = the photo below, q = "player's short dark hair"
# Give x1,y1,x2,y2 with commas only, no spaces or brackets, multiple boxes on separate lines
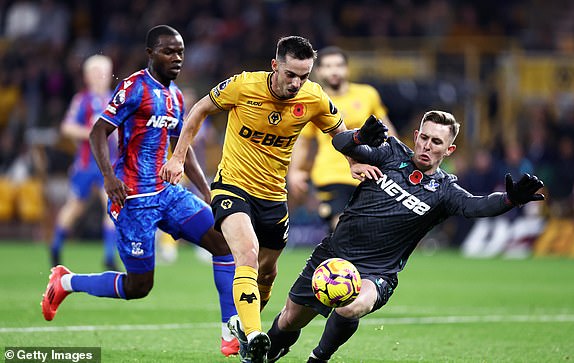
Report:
420,110,460,141
146,25,181,49
317,46,348,66
276,36,317,62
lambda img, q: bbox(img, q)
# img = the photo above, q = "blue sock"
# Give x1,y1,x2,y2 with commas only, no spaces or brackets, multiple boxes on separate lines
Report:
71,272,127,299
51,226,68,256
212,254,237,323
103,226,117,265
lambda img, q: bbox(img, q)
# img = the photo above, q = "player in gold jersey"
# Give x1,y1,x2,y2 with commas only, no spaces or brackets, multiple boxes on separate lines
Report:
289,46,398,230
160,36,364,363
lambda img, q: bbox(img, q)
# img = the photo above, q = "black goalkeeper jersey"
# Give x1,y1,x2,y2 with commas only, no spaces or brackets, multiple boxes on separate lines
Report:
330,134,513,277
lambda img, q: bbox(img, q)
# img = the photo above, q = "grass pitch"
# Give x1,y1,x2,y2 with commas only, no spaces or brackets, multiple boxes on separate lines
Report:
0,241,573,362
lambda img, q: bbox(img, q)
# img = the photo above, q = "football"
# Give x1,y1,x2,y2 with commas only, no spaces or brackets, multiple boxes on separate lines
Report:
312,258,361,308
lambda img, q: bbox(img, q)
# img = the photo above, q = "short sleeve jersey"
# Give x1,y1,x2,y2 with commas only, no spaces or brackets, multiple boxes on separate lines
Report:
63,90,114,172
100,69,185,197
209,71,342,201
301,83,387,187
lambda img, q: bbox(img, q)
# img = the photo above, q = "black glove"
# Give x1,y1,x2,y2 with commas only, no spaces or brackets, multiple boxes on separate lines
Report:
505,173,545,206
353,115,388,147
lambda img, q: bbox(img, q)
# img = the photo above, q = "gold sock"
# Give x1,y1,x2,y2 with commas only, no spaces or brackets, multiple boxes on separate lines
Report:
258,281,273,311
233,265,261,336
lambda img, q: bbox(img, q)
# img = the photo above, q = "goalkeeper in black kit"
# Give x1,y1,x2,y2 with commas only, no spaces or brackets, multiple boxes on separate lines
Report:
266,110,545,363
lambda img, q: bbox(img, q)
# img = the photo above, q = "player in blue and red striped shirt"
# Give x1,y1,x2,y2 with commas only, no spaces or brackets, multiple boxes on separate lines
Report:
50,54,118,270
41,25,239,357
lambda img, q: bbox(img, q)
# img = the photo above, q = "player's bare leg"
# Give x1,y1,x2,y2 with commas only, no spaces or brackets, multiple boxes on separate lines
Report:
335,279,377,319
257,247,282,311
221,213,270,363
122,271,154,299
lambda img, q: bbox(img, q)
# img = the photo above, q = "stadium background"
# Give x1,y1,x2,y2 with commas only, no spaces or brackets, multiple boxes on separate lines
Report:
0,1,573,362
1,0,572,256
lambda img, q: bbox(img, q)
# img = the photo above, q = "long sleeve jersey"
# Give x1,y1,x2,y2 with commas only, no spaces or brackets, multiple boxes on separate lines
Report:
329,132,513,276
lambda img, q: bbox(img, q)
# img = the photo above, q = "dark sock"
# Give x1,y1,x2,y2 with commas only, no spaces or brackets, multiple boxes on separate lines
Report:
312,311,359,360
50,226,68,266
267,314,301,359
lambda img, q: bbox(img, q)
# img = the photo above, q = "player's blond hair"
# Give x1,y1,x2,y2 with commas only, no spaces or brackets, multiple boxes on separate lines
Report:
83,54,112,74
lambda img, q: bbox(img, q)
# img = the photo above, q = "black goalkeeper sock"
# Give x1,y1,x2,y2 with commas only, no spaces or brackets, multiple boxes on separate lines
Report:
312,311,360,360
267,314,301,360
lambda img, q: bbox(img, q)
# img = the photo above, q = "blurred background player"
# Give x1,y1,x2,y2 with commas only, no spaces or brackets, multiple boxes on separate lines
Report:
49,54,118,270
288,46,398,230
41,25,238,357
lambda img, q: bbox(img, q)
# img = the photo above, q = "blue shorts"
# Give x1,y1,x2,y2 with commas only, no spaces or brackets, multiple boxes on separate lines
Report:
108,184,214,274
70,168,104,200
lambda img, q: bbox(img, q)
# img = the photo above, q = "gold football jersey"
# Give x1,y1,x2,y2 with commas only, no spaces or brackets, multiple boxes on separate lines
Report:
301,83,388,187
209,71,342,201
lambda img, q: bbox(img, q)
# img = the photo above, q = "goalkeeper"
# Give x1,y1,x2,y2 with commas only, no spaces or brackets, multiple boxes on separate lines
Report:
266,110,545,363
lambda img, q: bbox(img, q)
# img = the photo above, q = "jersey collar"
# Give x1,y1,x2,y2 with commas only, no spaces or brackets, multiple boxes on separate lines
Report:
267,72,287,100
145,68,171,89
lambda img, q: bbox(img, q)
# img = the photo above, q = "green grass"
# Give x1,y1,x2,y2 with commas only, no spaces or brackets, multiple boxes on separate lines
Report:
0,241,573,362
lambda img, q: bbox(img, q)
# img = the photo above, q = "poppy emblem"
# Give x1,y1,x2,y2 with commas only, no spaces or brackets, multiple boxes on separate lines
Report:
409,170,423,185
292,103,305,117
166,96,173,111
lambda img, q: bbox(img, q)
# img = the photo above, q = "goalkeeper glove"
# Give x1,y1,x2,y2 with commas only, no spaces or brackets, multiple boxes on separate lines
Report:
353,115,388,147
505,173,545,206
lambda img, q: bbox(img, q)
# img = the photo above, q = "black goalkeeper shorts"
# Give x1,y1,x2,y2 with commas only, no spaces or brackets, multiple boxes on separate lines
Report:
288,238,397,317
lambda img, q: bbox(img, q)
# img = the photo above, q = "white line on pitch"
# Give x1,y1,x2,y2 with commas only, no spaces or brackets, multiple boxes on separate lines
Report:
2,314,574,334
